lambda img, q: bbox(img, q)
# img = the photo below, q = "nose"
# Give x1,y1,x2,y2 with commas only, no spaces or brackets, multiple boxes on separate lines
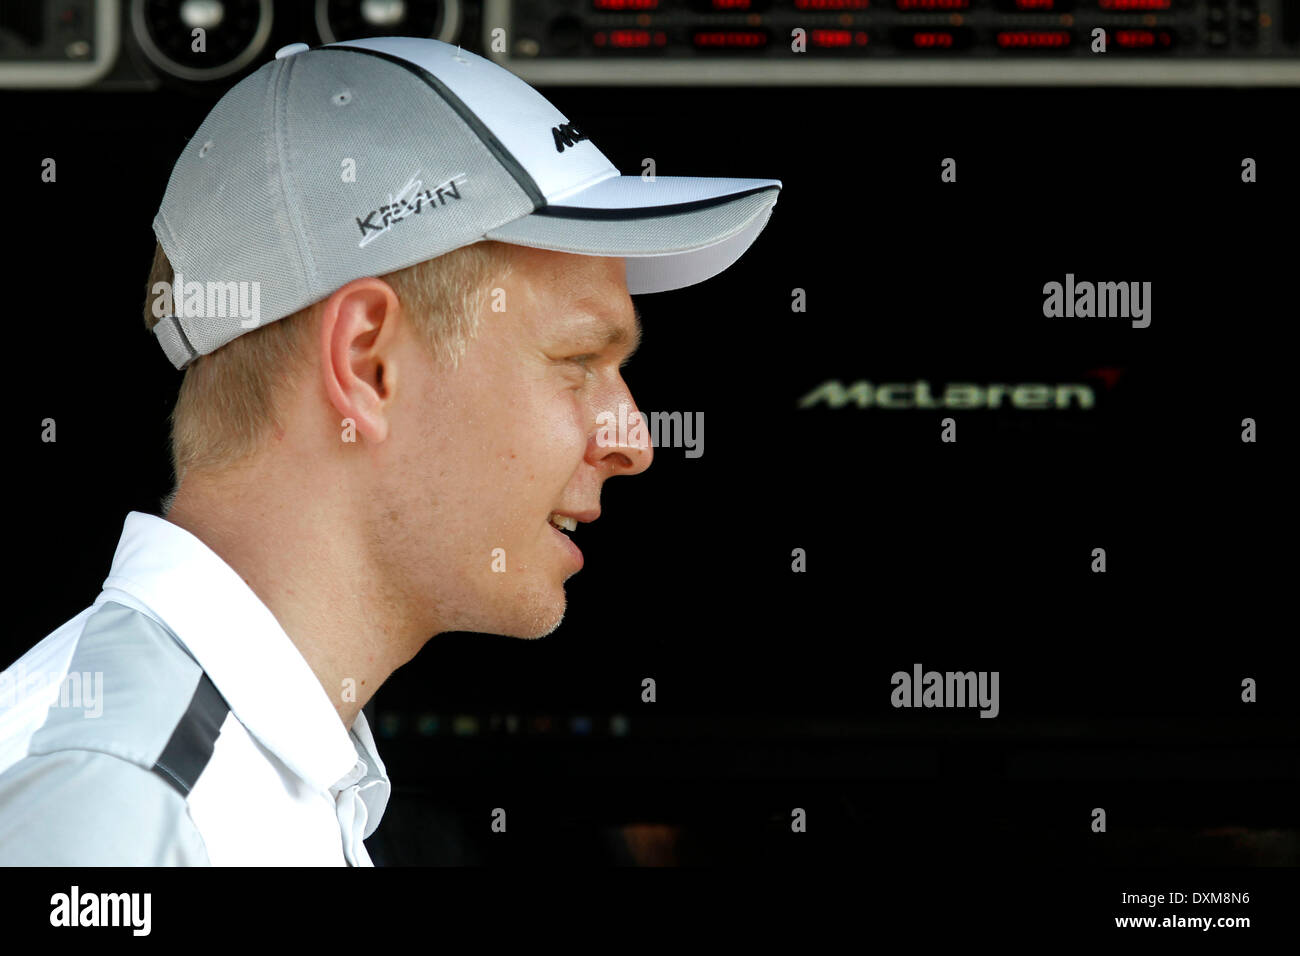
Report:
589,397,653,477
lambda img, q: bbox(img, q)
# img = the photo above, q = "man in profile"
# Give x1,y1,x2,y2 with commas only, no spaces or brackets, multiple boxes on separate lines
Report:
0,36,780,865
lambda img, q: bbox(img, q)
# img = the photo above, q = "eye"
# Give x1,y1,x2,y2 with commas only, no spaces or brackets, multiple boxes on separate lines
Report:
554,354,595,389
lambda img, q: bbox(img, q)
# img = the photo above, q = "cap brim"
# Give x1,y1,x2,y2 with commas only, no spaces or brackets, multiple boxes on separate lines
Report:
483,176,781,295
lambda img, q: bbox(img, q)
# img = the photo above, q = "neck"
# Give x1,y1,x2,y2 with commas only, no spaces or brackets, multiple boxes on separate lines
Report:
165,462,426,730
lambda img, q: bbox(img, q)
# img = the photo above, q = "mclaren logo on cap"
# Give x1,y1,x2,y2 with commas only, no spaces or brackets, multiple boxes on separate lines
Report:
552,122,589,153
356,171,467,248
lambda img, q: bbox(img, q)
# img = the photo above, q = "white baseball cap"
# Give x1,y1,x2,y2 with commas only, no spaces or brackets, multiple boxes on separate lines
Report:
150,35,782,369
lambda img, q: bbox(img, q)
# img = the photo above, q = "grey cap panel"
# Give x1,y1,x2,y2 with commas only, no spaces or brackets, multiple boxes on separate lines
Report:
152,57,306,360
285,48,535,309
0,749,211,865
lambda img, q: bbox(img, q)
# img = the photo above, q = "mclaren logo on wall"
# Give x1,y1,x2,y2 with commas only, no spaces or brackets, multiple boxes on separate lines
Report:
798,371,1121,411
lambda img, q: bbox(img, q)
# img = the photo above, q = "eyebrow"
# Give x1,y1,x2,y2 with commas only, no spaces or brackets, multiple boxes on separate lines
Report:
576,303,642,360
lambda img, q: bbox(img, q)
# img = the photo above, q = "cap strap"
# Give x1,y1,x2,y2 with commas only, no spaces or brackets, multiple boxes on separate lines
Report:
153,315,198,370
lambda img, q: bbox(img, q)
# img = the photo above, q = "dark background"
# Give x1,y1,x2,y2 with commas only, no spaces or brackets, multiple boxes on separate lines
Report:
1,20,1294,867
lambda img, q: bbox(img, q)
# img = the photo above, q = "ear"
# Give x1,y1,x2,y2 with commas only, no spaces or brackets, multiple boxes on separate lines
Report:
317,277,403,444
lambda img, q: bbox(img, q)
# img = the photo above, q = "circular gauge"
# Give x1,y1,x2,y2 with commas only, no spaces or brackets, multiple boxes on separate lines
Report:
132,0,273,81
315,0,462,45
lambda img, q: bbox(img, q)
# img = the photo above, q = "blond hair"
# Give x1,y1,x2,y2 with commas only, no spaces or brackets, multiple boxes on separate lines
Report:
143,240,516,498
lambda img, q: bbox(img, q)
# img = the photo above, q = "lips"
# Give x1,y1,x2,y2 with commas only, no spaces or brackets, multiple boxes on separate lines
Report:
547,518,584,570
546,509,597,571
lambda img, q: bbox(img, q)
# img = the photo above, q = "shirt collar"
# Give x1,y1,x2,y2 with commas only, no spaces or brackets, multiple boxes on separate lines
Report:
100,511,391,821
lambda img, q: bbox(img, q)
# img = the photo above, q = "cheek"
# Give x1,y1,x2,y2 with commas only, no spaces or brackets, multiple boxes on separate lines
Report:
425,377,591,523
557,393,595,463
518,388,591,467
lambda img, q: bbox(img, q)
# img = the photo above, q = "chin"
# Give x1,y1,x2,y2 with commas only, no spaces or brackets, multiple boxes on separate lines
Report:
522,610,565,640
494,584,567,640
509,608,565,640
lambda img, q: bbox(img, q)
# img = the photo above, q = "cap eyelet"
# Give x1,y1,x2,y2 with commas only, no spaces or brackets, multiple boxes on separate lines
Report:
198,140,213,158
332,90,352,106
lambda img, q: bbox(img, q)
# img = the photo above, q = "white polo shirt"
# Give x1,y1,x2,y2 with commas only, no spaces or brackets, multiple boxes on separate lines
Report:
0,511,391,865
